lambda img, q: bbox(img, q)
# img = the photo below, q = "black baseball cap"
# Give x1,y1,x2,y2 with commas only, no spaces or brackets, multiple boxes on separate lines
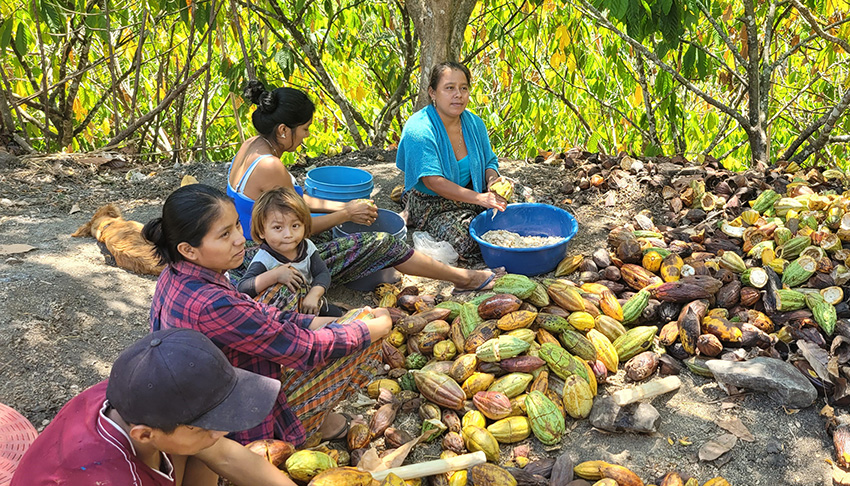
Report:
106,328,281,431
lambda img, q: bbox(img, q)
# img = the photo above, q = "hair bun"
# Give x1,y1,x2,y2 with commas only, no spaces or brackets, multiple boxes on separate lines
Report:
242,80,279,114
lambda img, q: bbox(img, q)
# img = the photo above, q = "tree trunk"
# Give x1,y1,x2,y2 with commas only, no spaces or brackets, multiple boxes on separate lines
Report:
406,0,478,109
748,126,769,167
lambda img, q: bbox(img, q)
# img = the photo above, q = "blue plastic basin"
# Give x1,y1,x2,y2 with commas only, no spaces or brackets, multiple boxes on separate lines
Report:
333,209,407,291
304,166,374,202
469,203,578,276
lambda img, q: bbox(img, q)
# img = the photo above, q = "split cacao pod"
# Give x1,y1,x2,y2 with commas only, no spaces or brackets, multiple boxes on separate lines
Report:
245,439,295,467
623,351,659,381
347,422,371,451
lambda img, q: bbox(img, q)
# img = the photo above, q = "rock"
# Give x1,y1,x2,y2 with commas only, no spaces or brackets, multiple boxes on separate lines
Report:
706,357,817,408
589,396,660,433
0,151,20,170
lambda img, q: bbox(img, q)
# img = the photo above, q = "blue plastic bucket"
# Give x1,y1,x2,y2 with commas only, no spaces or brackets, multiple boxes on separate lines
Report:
304,166,374,202
333,209,407,291
332,209,407,241
469,203,578,276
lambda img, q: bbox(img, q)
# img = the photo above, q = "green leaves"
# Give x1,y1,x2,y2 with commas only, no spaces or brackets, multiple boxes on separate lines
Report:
0,18,13,49
14,21,27,54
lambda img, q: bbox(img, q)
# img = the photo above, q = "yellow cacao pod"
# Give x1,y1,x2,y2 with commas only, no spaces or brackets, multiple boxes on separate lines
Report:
461,425,500,462
486,416,531,443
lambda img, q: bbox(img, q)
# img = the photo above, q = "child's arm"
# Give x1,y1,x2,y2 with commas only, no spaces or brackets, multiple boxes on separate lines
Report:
300,249,331,315
253,264,305,295
236,260,270,297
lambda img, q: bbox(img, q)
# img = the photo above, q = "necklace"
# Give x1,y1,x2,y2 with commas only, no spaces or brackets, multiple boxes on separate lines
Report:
260,137,279,157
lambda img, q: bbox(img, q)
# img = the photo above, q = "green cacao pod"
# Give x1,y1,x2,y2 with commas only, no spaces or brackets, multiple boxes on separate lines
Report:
285,450,337,483
525,390,565,446
493,274,537,299
475,335,531,362
405,353,428,370
612,325,658,361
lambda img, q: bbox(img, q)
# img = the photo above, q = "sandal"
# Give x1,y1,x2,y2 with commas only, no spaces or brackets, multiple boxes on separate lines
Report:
452,270,498,295
319,412,350,441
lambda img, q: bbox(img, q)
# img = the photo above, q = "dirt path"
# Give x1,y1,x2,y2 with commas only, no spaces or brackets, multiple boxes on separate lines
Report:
0,150,835,485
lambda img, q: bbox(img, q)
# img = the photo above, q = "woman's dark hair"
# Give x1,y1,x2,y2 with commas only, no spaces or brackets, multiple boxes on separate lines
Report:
428,61,471,91
143,184,233,265
242,80,315,136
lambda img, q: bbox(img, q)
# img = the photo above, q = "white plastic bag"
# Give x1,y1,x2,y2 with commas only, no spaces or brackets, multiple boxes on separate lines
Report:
412,231,459,266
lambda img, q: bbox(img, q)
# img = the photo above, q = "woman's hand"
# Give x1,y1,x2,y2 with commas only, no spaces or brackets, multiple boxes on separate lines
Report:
476,191,508,212
344,199,379,225
361,307,392,342
273,264,305,293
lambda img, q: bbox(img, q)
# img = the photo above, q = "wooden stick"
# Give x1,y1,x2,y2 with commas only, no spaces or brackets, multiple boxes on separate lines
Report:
369,451,486,482
612,375,682,407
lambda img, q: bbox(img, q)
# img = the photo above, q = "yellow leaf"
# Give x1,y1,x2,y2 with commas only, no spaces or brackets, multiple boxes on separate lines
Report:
566,52,577,73
630,84,644,108
667,437,674,445
551,51,563,70
73,97,84,122
354,85,366,102
556,25,570,52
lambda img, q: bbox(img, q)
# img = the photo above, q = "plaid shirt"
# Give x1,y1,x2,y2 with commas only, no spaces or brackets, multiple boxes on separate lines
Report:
150,261,370,445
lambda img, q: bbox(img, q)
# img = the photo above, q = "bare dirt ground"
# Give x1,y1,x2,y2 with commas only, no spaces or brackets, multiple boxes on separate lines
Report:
0,148,835,485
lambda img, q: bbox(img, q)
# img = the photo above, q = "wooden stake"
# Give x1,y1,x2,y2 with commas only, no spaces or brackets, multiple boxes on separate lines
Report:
369,451,486,482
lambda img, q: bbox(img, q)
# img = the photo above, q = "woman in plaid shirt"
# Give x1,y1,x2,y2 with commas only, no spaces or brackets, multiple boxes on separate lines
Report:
144,184,393,447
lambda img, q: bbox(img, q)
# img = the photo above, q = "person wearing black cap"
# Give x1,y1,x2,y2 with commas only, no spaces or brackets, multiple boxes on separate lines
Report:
12,328,297,485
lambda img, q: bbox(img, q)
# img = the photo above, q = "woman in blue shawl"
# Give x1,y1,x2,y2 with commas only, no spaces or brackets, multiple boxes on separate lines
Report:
396,62,517,258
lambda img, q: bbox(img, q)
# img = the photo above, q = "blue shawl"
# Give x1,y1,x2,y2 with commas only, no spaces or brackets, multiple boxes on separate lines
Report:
396,104,499,193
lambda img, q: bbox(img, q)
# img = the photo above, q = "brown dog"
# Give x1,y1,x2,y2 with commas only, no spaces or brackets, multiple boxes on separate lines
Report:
72,204,165,276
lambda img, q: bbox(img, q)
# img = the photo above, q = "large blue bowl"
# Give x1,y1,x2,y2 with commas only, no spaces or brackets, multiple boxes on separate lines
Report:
304,166,374,202
469,203,578,276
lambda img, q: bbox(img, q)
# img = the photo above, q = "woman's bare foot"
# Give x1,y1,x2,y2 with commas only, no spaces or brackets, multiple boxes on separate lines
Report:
453,267,506,293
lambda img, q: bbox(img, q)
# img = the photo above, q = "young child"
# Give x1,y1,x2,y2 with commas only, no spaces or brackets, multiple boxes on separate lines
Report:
237,186,342,316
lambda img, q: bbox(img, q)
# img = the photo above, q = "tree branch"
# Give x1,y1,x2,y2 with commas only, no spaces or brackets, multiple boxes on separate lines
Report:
103,63,210,148
789,86,850,164
513,44,592,135
789,0,850,54
704,85,747,154
571,0,750,129
258,0,369,147
635,53,660,146
372,0,416,147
